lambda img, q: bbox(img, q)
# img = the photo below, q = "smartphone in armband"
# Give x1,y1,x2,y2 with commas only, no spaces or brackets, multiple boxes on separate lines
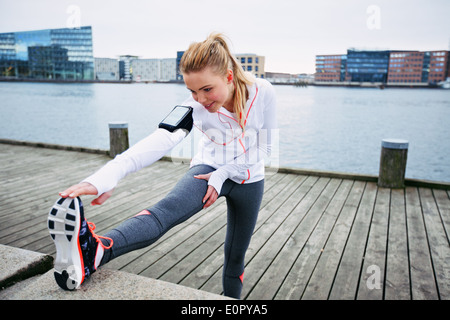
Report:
158,106,193,133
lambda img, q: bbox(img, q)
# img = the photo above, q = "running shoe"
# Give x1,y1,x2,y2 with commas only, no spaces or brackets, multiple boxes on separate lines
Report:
48,196,113,290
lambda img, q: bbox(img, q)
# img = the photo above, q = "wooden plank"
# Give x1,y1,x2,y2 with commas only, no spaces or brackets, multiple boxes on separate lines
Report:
178,244,224,290
22,166,186,253
385,188,410,300
245,178,341,300
242,177,332,299
0,160,176,237
419,188,450,299
301,180,366,300
405,187,439,300
274,179,353,300
1,160,187,252
433,189,450,244
199,174,314,296
328,181,378,300
0,151,107,210
2,155,179,222
158,221,227,284
356,187,390,300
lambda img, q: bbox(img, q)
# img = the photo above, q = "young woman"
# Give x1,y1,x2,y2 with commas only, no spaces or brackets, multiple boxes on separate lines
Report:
48,33,277,299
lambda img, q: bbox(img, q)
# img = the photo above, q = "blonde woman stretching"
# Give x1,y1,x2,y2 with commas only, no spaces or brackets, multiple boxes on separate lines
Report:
48,33,277,299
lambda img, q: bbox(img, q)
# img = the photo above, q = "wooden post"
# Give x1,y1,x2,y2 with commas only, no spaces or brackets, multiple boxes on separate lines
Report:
109,122,129,158
378,139,408,188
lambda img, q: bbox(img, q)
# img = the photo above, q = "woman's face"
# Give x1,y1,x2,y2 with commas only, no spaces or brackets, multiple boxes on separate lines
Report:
183,67,234,113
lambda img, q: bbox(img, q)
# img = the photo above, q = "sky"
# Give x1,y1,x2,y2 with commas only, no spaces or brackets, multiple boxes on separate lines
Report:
1,0,449,74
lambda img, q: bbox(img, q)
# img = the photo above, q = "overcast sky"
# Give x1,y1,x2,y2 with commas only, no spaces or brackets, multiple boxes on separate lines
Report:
1,0,449,74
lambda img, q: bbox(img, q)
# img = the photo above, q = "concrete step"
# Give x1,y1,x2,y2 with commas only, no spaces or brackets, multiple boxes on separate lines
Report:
0,244,230,300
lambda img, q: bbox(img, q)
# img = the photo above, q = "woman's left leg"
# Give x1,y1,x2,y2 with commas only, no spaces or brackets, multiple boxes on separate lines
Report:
221,179,264,299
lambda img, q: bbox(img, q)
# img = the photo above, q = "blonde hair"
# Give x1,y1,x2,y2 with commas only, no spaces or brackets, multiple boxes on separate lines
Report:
179,33,254,129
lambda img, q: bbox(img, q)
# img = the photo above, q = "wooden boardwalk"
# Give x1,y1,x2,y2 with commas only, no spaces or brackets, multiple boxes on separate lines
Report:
1,142,449,300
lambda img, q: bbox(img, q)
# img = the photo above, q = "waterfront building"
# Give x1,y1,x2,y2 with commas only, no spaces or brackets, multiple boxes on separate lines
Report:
94,57,119,81
265,72,296,83
130,58,176,82
130,58,159,81
315,48,449,85
0,26,94,80
235,53,265,78
315,54,347,82
119,55,137,81
265,72,314,84
424,51,450,84
345,49,390,83
388,51,424,84
176,51,184,81
159,58,177,82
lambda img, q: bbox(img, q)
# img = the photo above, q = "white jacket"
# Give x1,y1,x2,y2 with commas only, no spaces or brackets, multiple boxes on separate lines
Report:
83,78,277,195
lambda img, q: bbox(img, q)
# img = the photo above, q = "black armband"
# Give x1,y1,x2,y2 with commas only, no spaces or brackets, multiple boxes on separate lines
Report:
158,106,193,133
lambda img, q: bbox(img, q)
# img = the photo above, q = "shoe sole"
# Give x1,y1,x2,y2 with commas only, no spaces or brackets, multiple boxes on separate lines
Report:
48,197,84,290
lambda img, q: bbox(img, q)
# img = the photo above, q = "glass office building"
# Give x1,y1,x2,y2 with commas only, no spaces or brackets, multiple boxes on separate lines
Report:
0,26,94,80
345,49,390,83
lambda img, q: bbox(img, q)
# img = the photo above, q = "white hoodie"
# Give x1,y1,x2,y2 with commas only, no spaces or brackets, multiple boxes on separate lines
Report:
83,78,277,195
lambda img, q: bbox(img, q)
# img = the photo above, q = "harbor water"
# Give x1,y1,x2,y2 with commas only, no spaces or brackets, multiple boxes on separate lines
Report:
1,81,449,182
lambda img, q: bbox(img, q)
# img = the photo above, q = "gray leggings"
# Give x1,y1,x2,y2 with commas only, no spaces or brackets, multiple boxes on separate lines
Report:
100,164,264,299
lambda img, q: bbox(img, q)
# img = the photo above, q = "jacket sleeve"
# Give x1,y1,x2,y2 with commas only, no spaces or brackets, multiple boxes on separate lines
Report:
82,128,186,196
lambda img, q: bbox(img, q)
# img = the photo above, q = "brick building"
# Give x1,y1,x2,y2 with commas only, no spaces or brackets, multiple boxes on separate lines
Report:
315,49,450,84
388,51,424,83
315,55,347,82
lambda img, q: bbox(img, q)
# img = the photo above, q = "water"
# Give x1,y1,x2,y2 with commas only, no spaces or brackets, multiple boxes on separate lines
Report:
1,81,449,182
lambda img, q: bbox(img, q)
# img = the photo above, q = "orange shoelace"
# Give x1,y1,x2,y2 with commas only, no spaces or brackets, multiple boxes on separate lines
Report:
87,221,114,249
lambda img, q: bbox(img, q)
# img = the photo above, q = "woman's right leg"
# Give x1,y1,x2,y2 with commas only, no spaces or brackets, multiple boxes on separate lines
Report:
99,164,214,265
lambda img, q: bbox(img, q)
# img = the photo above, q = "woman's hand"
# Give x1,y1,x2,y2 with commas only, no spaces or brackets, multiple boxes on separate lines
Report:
194,173,219,209
59,182,114,206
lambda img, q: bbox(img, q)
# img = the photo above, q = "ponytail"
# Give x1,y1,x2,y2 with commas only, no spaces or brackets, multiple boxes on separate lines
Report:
180,33,254,129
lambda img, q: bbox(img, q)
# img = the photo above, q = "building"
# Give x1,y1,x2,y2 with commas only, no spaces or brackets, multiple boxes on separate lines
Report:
119,55,138,81
388,51,424,84
425,51,450,84
159,58,177,81
95,57,119,81
345,49,390,83
235,54,265,78
265,72,314,84
130,58,159,81
130,58,176,82
315,48,449,85
0,26,94,80
176,51,184,81
315,54,347,82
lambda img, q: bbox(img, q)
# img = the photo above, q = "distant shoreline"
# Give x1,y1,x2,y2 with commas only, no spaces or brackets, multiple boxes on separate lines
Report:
0,77,444,89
